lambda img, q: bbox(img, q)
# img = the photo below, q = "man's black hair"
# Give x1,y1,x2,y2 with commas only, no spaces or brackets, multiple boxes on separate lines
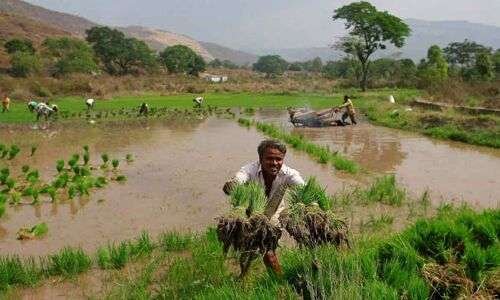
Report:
258,139,287,158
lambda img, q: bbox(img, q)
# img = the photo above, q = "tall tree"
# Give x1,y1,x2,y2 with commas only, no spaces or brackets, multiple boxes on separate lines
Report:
252,55,288,77
417,45,448,87
86,26,156,75
443,39,491,68
332,1,410,91
159,45,206,76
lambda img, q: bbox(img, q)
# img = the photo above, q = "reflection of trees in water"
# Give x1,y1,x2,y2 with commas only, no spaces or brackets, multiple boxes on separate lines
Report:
291,126,407,173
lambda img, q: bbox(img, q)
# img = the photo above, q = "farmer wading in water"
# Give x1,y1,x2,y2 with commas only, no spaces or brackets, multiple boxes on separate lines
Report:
223,139,305,275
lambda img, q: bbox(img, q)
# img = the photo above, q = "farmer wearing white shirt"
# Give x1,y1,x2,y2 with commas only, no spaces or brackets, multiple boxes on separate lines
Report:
223,139,305,275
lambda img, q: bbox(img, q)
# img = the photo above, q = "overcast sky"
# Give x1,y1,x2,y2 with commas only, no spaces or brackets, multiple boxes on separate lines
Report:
26,0,500,50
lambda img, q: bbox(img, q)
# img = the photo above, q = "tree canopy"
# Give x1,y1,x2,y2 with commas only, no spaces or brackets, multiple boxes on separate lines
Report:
4,39,35,55
86,26,157,75
252,55,288,77
43,37,98,76
159,45,206,76
332,1,410,91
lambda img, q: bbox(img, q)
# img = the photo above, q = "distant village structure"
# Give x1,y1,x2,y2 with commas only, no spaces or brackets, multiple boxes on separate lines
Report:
203,74,228,83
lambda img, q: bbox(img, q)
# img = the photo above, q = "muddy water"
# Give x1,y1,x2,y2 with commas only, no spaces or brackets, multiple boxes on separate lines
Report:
256,109,500,208
0,118,353,256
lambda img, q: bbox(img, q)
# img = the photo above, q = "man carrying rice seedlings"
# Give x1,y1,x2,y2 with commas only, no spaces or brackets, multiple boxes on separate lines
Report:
223,139,305,276
2,94,10,113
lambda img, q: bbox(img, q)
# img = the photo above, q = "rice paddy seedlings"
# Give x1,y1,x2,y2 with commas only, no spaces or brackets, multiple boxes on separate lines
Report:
56,160,65,173
98,242,130,270
9,191,21,205
112,159,120,170
83,151,90,165
0,256,41,290
17,222,48,240
0,194,6,217
279,178,349,249
115,175,127,182
68,154,79,168
100,153,109,168
67,185,77,199
0,168,10,184
1,149,8,159
5,177,16,192
26,170,40,184
217,182,282,277
21,165,30,173
364,175,406,206
130,231,155,257
8,145,20,160
30,145,37,157
159,232,193,251
45,247,92,277
94,176,107,188
360,214,394,232
125,154,134,163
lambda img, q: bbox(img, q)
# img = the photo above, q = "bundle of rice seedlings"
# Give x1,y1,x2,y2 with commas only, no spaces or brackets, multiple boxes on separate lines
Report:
421,262,474,298
56,160,65,173
216,182,282,275
30,146,37,157
8,145,20,160
279,177,349,249
111,159,120,170
17,222,49,240
100,153,109,169
0,168,10,185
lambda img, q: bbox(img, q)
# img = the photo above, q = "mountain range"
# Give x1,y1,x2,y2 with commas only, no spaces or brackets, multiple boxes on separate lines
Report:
0,0,499,65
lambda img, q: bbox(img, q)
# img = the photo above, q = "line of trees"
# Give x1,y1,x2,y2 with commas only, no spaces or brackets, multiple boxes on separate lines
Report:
2,26,209,78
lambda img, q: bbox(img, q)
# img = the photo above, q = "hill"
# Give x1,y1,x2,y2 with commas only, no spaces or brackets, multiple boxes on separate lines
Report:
118,26,213,61
258,19,500,62
0,12,72,68
200,42,258,66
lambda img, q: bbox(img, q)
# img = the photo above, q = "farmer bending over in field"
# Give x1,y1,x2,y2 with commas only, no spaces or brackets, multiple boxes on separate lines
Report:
138,102,149,116
223,139,305,275
2,94,10,113
27,100,38,112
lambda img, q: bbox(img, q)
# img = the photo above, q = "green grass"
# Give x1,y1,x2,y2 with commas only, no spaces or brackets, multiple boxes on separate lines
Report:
363,175,406,206
44,247,92,277
159,232,194,252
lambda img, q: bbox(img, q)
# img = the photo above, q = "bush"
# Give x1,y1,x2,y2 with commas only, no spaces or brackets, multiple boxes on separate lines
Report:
10,52,41,77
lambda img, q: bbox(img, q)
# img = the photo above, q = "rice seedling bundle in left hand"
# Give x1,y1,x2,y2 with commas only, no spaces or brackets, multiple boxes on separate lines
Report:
279,177,350,249
216,182,282,275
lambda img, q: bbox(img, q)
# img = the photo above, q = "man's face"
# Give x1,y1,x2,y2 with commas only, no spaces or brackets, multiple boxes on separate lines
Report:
260,147,285,177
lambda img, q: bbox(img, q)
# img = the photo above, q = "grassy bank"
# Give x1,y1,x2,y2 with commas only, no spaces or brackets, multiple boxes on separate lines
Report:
2,205,497,299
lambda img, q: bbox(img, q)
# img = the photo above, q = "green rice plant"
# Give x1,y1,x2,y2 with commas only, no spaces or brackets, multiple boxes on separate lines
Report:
67,185,77,199
363,175,406,206
9,192,21,205
5,177,16,192
26,170,40,184
126,154,134,162
0,168,10,185
229,182,267,215
22,186,40,204
101,153,109,168
360,214,394,232
21,165,30,173
44,247,91,277
68,154,80,167
83,151,90,165
56,160,65,173
463,242,487,283
97,242,130,270
288,177,332,211
112,159,120,170
0,149,8,159
0,194,6,218
130,231,155,257
0,144,4,155
0,256,41,291
26,222,49,238
94,176,107,188
115,175,127,182
8,145,20,160
83,145,89,152
30,145,37,157
237,117,252,128
159,232,194,251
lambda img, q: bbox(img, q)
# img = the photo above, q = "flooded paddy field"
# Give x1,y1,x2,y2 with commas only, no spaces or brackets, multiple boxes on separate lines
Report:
0,117,354,256
256,109,500,208
1,111,498,257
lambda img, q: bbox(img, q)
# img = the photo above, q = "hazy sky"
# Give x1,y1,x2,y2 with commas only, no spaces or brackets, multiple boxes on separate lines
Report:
26,0,500,50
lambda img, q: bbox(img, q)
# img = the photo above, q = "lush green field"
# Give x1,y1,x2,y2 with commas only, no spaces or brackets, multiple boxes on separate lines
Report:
0,89,418,123
1,88,498,148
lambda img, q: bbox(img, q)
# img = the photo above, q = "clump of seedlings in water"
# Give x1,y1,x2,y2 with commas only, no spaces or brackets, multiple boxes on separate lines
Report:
8,145,20,160
216,182,282,277
111,159,119,170
125,154,134,163
279,177,350,249
17,222,48,240
30,145,37,157
100,153,109,169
